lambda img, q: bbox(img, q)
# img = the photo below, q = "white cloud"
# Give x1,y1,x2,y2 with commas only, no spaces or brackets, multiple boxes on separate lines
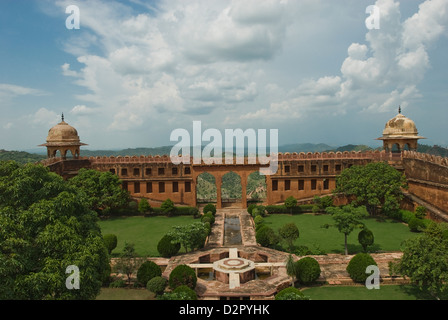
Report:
30,108,60,126
70,105,95,115
0,83,46,102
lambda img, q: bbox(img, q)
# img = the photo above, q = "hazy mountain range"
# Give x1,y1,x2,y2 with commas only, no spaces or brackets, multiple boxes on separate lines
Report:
1,143,448,164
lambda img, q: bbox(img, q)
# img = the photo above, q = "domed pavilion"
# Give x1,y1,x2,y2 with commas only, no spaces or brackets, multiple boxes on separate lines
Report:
39,114,87,159
377,107,425,152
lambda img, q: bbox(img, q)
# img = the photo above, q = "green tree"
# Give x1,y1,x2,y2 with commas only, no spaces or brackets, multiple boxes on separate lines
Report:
284,196,297,214
138,198,151,214
161,198,175,215
391,223,448,299
335,162,407,216
68,168,130,214
278,223,300,252
114,242,142,285
0,162,109,300
167,222,209,253
324,204,368,255
203,203,216,216
313,195,334,212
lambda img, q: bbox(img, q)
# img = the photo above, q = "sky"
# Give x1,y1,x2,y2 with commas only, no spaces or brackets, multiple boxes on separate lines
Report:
0,0,447,152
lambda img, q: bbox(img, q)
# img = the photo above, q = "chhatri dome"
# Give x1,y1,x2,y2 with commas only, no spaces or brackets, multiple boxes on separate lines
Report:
377,106,425,152
39,113,87,159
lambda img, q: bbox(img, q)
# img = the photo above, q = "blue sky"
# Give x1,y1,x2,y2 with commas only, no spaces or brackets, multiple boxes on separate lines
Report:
0,0,447,151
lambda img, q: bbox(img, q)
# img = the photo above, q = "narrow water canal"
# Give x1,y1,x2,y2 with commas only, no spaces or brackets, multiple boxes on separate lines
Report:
223,215,242,246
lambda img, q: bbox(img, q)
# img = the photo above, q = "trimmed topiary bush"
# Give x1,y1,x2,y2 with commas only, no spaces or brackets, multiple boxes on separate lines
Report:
157,234,181,258
137,261,162,286
358,228,375,252
103,234,118,255
275,287,309,300
247,203,257,215
255,225,279,248
203,203,216,216
146,276,167,296
346,253,377,283
294,257,321,284
169,264,197,289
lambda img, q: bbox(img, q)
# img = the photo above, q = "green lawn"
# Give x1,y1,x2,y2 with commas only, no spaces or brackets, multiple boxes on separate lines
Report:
302,285,436,300
263,213,419,254
98,216,196,257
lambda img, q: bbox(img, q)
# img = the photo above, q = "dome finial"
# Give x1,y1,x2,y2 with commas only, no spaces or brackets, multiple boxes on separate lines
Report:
62,113,65,122
398,105,401,114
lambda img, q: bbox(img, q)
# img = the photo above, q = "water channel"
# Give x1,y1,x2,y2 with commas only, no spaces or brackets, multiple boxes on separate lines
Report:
223,215,242,246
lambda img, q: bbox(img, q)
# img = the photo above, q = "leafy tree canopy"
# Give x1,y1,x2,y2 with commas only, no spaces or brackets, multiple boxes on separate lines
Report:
0,161,109,300
335,162,407,215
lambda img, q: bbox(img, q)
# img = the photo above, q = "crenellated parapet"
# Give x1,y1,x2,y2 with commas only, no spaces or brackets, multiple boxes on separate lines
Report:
403,150,448,168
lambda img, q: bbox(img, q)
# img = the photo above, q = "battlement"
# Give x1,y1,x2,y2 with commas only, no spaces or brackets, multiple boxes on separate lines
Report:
403,150,448,168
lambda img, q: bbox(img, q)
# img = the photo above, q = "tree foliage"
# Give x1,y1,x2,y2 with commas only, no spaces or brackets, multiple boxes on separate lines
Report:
324,204,368,255
0,162,109,300
68,168,130,214
335,162,407,216
391,223,448,299
167,222,209,253
278,223,299,252
138,198,151,214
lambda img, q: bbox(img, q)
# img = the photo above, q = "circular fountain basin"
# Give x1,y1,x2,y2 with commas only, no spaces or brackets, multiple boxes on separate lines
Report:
212,257,255,284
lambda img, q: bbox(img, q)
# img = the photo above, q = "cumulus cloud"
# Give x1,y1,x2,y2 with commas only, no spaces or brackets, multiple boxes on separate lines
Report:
30,108,60,126
241,0,448,121
51,0,448,141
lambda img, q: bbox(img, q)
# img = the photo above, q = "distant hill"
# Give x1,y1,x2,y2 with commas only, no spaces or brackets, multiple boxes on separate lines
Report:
417,144,448,158
279,143,334,153
2,143,447,165
0,150,45,164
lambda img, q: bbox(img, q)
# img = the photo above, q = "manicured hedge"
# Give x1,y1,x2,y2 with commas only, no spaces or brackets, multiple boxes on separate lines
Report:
149,206,197,216
265,204,314,214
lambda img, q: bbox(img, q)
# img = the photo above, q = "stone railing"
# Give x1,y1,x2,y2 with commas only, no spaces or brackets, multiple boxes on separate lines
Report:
403,150,448,168
276,150,401,161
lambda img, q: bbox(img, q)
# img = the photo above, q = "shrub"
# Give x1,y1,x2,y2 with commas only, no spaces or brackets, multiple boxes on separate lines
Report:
346,253,377,283
109,279,126,288
400,210,415,223
161,198,175,215
278,222,299,252
169,264,197,289
146,276,167,296
137,261,162,286
414,206,427,219
189,207,200,218
138,198,151,214
358,228,375,252
256,225,279,248
294,257,321,284
203,203,216,216
254,215,264,226
157,234,181,258
256,205,267,217
201,212,215,225
408,217,426,232
247,203,257,215
275,287,309,300
103,234,118,255
173,285,197,300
